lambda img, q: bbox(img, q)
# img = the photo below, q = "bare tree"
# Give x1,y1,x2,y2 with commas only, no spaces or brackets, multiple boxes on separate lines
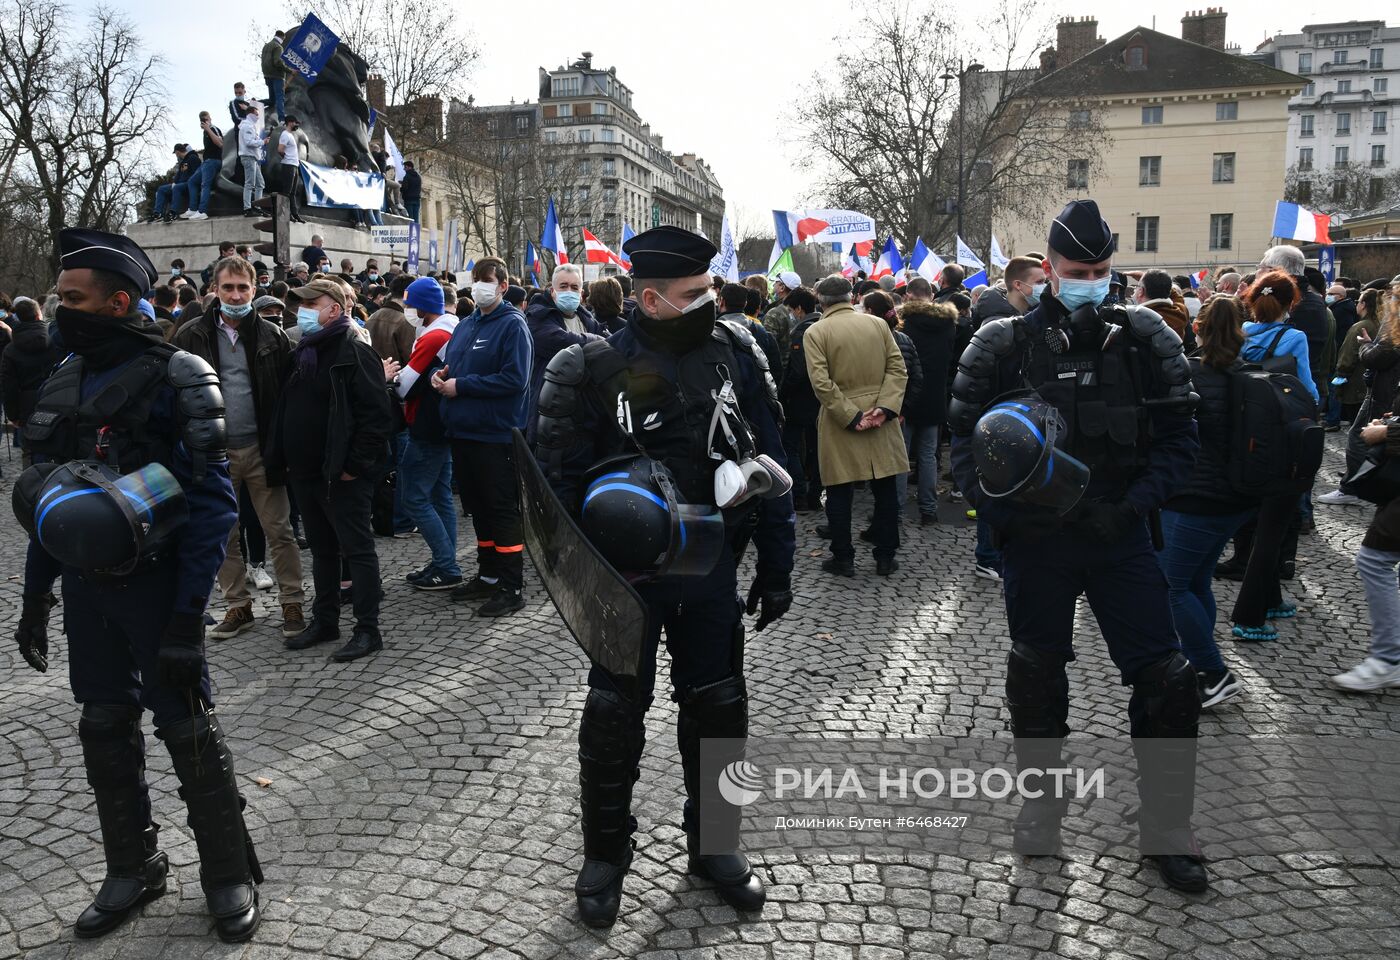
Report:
795,0,1104,258
0,1,164,285
283,0,478,108
1285,162,1400,217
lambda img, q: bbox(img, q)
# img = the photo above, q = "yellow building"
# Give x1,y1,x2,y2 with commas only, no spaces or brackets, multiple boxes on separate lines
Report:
997,13,1303,273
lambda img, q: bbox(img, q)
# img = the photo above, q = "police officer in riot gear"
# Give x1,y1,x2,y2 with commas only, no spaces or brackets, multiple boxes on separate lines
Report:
535,225,796,927
947,201,1207,892
11,229,261,941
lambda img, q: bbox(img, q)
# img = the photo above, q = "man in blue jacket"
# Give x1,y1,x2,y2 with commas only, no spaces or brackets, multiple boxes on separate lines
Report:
525,262,604,439
431,256,533,616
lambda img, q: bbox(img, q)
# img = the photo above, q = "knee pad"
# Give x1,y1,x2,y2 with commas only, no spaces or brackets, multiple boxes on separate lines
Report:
579,687,639,766
1006,643,1070,738
78,703,142,743
1131,651,1199,737
678,675,747,741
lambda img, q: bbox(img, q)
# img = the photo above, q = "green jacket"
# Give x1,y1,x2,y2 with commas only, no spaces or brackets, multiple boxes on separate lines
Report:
261,38,291,80
1335,311,1380,405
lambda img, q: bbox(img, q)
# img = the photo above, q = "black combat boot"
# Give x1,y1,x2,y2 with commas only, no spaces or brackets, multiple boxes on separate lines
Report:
575,688,642,928
74,704,168,939
159,711,263,943
1006,643,1072,856
1131,652,1209,893
678,675,766,912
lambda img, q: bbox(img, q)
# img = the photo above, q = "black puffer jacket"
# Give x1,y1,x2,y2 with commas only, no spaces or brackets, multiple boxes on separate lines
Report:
973,287,1017,325
780,315,821,426
898,300,956,426
892,329,923,419
1361,338,1400,415
0,316,63,427
1163,357,1256,515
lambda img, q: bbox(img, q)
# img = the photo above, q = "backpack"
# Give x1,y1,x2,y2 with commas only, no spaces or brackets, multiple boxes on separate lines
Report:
1225,362,1324,498
1259,325,1298,376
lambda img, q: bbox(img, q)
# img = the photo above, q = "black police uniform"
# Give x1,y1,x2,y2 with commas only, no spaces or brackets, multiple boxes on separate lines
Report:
535,226,796,926
947,201,1208,891
13,229,260,941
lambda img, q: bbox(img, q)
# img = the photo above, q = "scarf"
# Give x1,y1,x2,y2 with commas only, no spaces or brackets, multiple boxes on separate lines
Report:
54,306,168,371
292,315,350,380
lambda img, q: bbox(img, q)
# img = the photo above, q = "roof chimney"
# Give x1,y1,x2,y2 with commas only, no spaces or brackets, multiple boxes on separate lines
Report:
1181,8,1228,50
366,74,386,112
1056,16,1103,67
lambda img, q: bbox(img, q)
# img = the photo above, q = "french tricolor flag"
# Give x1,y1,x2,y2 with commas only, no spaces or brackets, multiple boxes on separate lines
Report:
1271,201,1331,244
869,237,904,285
542,197,568,264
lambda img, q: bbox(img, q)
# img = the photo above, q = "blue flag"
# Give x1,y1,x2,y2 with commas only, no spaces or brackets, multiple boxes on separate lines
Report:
283,13,341,83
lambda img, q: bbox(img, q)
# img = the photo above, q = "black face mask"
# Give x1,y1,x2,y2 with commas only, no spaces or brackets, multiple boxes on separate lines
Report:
634,296,717,355
55,305,166,369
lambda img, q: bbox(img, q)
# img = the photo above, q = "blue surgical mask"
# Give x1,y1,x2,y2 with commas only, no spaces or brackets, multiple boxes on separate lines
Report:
1052,268,1111,311
1325,294,1337,304
296,306,321,335
221,301,252,319
171,268,181,277
1025,282,1046,307
555,290,581,314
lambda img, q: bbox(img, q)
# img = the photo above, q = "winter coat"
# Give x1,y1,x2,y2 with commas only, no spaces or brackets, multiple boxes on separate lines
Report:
400,169,422,202
897,299,956,426
780,314,821,426
0,316,62,428
172,310,293,454
1164,357,1256,515
972,288,1017,325
1360,337,1400,416
1330,297,1359,350
1241,320,1318,402
1335,310,1380,406
892,329,923,419
762,302,795,357
802,302,909,485
1289,290,1335,405
261,37,290,80
1140,297,1190,341
526,294,602,434
1362,421,1400,551
722,312,783,390
367,304,414,365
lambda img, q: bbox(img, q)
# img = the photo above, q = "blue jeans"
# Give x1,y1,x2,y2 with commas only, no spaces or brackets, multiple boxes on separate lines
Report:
266,76,285,120
391,429,412,533
400,438,459,577
1325,392,1343,427
1357,546,1400,663
194,157,221,212
154,181,192,216
908,421,940,519
975,517,1002,570
1156,508,1254,674
405,199,420,222
239,155,264,209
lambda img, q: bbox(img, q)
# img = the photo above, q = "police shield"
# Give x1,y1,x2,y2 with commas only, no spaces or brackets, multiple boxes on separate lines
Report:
513,429,648,678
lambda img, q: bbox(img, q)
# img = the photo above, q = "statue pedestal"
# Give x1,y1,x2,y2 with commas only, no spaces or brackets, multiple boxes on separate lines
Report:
124,213,414,282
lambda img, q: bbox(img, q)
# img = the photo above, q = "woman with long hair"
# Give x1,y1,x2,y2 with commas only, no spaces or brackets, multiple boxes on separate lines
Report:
1155,297,1257,706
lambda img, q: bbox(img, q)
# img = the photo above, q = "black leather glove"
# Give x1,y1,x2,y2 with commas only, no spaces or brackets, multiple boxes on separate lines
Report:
1000,511,1061,544
746,573,793,632
157,613,206,689
16,592,54,673
1078,501,1141,544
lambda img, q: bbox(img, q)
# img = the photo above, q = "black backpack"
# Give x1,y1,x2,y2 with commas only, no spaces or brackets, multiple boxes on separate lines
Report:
1225,359,1324,498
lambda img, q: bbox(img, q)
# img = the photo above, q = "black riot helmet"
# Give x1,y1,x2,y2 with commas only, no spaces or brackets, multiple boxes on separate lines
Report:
16,460,188,574
972,396,1091,515
579,456,726,579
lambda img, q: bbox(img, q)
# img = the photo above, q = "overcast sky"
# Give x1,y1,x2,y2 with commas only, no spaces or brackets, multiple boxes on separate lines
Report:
124,0,1372,234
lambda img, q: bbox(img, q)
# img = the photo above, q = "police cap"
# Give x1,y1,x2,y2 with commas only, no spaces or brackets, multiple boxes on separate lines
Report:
58,228,159,295
622,225,717,279
1048,199,1114,264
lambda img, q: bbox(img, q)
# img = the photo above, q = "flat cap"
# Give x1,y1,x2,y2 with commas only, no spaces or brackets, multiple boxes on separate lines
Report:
1049,199,1114,264
59,228,158,294
622,225,717,280
289,278,347,309
252,295,285,313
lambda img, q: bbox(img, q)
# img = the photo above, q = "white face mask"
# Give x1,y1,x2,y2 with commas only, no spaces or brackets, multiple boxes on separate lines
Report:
472,280,501,307
403,307,418,326
657,287,716,317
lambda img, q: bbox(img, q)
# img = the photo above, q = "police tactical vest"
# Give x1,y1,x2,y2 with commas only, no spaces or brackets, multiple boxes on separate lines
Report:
1026,334,1149,488
24,344,178,474
582,326,759,506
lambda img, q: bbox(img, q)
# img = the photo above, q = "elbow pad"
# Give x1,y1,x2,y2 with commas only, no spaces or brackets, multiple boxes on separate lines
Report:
948,319,1021,436
167,350,226,480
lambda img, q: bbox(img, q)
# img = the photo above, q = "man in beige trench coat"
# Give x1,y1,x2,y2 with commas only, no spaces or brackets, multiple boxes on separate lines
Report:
804,274,908,577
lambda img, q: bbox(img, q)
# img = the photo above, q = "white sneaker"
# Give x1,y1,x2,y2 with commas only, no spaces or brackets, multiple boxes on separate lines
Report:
1331,656,1400,692
975,564,1003,582
1316,489,1364,506
188,211,209,221
249,563,274,590
179,209,197,219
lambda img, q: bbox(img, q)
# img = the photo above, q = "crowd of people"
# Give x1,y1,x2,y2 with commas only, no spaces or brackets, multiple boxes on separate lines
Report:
144,30,417,226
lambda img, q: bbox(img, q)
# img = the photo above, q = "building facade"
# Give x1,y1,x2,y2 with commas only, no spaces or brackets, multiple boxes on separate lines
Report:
1248,20,1400,213
996,11,1302,272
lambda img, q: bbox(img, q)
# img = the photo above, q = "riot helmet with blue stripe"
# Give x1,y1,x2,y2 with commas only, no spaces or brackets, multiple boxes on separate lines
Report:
579,456,725,579
972,394,1091,515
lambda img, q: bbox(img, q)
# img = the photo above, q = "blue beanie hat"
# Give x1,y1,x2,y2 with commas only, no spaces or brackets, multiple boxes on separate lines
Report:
405,276,444,314
135,298,156,321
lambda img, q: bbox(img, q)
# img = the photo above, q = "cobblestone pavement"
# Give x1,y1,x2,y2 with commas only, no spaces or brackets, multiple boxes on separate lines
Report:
3,438,1399,959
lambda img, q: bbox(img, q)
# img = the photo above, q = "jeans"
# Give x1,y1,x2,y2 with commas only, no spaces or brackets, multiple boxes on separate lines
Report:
1357,546,1400,663
1325,392,1343,427
390,429,412,533
451,439,524,591
825,475,899,563
290,475,382,629
1157,508,1254,674
405,198,421,222
894,421,913,518
265,76,285,121
276,161,301,219
400,438,459,577
909,421,940,518
975,518,1002,571
239,155,264,210
154,181,193,217
194,157,221,212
